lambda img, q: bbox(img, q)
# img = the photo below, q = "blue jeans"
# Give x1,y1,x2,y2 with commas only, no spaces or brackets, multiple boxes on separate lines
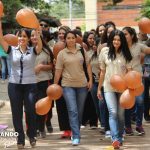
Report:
1,56,11,80
63,86,88,139
104,92,124,143
90,82,105,127
125,92,144,127
8,83,37,144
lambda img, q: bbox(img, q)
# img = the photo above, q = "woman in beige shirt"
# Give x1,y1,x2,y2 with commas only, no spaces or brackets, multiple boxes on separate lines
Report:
30,29,54,138
97,29,132,149
54,30,92,146
122,26,150,136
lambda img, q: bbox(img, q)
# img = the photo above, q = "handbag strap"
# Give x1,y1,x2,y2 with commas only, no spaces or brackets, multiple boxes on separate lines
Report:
80,47,89,81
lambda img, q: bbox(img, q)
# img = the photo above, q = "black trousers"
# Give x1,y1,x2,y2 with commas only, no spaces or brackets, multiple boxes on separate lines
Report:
36,80,49,132
144,77,150,119
55,96,71,131
82,92,98,126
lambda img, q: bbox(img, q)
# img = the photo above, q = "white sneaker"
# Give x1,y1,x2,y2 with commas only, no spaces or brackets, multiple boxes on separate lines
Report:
80,125,85,129
105,130,111,138
90,126,97,129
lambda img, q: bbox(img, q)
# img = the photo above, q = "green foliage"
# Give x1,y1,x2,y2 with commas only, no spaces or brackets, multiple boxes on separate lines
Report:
140,0,150,18
1,0,84,31
2,0,22,28
97,0,123,5
49,0,85,19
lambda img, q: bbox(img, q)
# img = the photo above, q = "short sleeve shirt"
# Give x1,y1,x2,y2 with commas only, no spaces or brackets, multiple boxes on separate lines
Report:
99,47,131,92
8,46,37,84
130,43,148,73
90,56,100,83
55,44,89,87
35,48,53,82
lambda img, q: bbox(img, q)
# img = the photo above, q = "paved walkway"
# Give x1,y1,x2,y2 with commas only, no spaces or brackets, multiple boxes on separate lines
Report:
0,80,150,149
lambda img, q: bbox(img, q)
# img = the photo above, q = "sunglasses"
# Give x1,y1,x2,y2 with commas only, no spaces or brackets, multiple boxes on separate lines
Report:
40,24,48,28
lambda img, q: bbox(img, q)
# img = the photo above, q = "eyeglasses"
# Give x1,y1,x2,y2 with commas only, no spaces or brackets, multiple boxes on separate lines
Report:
40,24,48,28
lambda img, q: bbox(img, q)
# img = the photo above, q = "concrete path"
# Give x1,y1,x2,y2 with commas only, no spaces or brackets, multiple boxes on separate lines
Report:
0,80,150,150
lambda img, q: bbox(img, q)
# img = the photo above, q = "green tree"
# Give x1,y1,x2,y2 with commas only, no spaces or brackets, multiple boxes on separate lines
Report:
98,0,123,5
48,0,85,19
1,0,84,31
140,0,150,18
2,0,21,28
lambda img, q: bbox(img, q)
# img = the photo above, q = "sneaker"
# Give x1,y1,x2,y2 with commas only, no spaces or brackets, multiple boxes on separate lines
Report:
125,127,134,136
99,126,105,134
105,130,111,138
112,140,120,149
36,130,40,137
80,125,85,129
40,131,46,138
17,144,24,149
47,125,53,133
61,130,71,138
135,126,145,135
119,142,123,146
144,116,150,122
72,138,80,146
90,126,97,129
29,138,36,148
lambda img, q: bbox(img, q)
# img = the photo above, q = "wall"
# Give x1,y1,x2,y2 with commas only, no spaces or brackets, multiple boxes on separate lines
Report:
97,0,144,28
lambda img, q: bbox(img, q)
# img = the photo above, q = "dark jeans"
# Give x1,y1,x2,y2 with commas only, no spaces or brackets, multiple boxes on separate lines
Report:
90,83,109,131
8,83,37,145
45,79,53,128
125,92,144,128
82,92,98,126
56,96,71,131
36,80,49,132
144,77,150,119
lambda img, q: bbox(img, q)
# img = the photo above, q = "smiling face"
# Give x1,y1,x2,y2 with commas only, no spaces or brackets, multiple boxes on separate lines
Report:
113,35,121,51
30,30,38,46
87,33,95,47
58,29,66,42
98,25,105,37
18,30,29,47
122,29,133,44
65,32,76,48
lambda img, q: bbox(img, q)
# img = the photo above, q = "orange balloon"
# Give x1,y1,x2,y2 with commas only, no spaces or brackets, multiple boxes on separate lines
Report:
124,71,142,89
110,74,127,93
76,35,82,45
3,34,18,46
35,97,52,115
53,41,65,59
138,17,150,34
120,89,135,109
16,8,39,29
46,84,63,100
0,1,4,17
131,84,144,96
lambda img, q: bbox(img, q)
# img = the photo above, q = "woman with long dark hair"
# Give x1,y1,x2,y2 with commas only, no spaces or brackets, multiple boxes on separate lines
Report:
97,30,132,149
122,26,150,136
0,21,42,149
30,29,54,138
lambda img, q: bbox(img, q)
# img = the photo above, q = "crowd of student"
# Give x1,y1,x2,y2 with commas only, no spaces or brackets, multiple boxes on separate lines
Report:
0,18,150,149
